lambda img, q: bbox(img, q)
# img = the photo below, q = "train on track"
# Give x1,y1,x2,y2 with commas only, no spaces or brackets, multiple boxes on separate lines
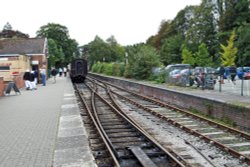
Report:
69,58,88,83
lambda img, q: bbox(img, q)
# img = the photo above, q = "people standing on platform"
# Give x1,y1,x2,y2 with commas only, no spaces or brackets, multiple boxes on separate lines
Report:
30,71,37,90
219,66,225,84
4,80,21,96
225,67,230,82
34,70,38,85
40,68,46,86
59,68,63,77
23,69,31,90
229,65,237,85
51,68,57,83
63,67,67,77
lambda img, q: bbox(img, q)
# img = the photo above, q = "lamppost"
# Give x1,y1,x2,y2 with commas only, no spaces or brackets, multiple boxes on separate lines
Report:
241,66,244,96
125,52,128,65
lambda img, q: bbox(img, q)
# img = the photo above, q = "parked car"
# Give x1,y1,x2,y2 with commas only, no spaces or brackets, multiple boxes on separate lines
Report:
237,67,250,80
169,69,182,84
165,64,191,83
165,64,191,73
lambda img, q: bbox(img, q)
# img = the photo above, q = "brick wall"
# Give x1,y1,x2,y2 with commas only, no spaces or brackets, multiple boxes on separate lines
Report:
0,77,4,96
13,74,25,88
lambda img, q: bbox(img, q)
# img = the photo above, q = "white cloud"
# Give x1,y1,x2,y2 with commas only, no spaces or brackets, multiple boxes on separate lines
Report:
0,0,201,45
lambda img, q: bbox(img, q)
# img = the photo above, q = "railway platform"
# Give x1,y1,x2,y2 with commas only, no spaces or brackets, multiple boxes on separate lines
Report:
0,76,96,167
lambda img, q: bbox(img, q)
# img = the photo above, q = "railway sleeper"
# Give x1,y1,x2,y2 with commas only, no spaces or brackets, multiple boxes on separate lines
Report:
108,133,141,138
103,124,132,129
110,137,145,143
90,144,106,151
101,122,126,126
105,128,136,134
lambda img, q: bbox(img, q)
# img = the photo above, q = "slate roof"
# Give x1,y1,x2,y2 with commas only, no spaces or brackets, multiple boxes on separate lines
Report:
0,38,47,56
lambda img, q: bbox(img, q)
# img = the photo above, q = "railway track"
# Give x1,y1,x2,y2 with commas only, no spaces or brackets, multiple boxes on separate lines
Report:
75,81,189,167
88,76,250,166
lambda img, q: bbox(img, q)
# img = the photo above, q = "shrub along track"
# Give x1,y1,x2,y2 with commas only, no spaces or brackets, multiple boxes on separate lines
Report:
88,76,250,167
74,80,189,167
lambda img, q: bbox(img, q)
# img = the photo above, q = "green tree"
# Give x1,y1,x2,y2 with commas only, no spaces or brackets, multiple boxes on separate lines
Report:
87,36,111,65
182,46,195,65
36,23,78,65
160,34,183,65
131,45,161,79
106,35,125,62
185,1,218,59
86,35,124,67
146,20,173,49
48,39,61,68
194,43,213,67
220,30,238,66
236,24,250,66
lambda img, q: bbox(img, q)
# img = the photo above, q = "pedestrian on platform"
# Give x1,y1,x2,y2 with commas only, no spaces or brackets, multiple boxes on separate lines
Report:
23,69,31,90
229,65,237,85
59,68,63,77
225,67,230,82
34,70,38,85
219,66,225,84
40,68,46,86
30,71,37,90
4,80,21,96
63,67,67,77
51,68,57,83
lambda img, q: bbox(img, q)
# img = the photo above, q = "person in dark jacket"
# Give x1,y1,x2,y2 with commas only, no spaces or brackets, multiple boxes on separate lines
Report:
34,70,38,85
51,68,57,83
23,69,31,90
218,66,225,84
229,65,237,85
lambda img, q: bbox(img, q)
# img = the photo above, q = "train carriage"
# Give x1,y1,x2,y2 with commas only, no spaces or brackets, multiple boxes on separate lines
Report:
70,59,87,83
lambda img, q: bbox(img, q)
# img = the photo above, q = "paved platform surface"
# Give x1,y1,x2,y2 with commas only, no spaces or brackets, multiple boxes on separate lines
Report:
0,76,96,167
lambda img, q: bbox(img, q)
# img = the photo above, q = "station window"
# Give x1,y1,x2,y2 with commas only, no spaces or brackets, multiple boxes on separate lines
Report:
0,66,10,70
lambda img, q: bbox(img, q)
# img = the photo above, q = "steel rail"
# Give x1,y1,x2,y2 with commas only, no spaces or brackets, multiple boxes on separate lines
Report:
95,78,250,140
87,77,250,164
91,82,189,167
110,86,250,164
75,84,120,167
105,86,193,167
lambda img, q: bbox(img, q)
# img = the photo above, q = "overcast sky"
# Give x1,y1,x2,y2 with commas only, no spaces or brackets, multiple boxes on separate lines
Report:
0,0,201,46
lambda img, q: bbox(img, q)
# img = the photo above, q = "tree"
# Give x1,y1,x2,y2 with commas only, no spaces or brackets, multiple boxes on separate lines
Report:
47,39,64,68
182,45,195,66
146,20,173,49
160,34,183,65
220,30,238,66
129,45,161,79
194,43,213,67
185,1,218,59
36,23,78,65
87,36,112,66
3,22,12,30
236,24,250,66
106,35,125,62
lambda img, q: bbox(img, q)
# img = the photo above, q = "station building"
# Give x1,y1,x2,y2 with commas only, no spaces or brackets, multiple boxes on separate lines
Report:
0,38,48,96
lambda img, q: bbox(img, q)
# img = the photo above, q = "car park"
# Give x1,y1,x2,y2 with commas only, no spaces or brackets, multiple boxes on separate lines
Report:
237,67,250,79
169,69,181,84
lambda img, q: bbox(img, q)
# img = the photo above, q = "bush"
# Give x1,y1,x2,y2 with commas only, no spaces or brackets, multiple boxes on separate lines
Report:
103,63,113,75
124,64,132,78
119,63,125,76
112,63,121,76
